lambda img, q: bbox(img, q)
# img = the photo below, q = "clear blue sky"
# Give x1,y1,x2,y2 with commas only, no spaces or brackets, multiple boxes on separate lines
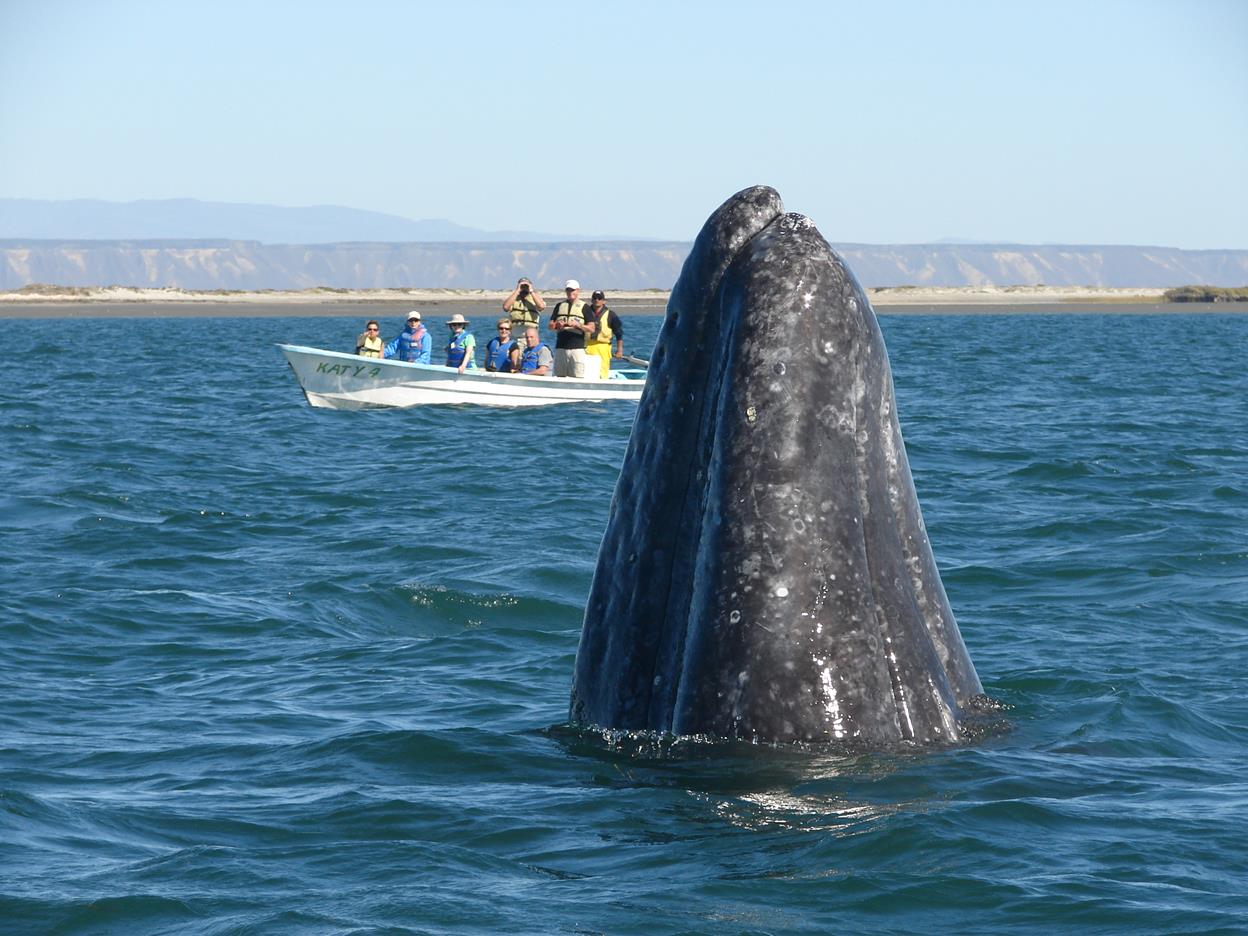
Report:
1,0,1245,247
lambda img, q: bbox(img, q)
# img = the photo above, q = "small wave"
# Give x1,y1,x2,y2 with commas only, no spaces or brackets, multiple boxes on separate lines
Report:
1007,460,1097,481
0,894,200,935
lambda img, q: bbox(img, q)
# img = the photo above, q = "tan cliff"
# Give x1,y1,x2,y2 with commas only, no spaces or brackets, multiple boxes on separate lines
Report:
2,241,1246,293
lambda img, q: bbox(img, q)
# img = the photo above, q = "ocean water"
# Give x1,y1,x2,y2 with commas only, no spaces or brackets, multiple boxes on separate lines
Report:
1,309,1246,935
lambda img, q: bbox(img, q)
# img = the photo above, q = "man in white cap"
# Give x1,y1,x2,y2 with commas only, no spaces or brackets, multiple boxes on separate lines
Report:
547,279,597,378
383,310,431,363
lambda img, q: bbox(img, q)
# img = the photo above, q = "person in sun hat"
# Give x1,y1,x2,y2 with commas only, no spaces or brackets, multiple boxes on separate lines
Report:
383,310,431,363
444,313,476,373
547,279,598,379
583,290,625,379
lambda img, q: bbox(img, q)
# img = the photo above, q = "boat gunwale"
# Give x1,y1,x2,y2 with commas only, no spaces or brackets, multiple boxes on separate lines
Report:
278,343,645,393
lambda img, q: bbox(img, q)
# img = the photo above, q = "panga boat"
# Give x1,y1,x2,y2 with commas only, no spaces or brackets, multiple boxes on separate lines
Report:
279,344,646,409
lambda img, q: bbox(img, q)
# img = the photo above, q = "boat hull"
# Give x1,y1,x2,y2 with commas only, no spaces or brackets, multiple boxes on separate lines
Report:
279,345,645,409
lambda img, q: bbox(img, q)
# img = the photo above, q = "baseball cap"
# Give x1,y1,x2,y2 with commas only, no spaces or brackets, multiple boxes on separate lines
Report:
564,279,580,290
591,290,605,300
407,311,422,320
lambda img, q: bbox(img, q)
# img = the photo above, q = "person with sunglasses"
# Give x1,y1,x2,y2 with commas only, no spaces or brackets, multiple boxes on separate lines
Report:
548,279,597,378
484,318,516,372
355,320,383,358
382,311,431,364
583,291,625,378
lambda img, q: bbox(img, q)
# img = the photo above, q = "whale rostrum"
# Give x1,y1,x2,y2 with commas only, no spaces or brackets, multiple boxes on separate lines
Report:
570,185,986,746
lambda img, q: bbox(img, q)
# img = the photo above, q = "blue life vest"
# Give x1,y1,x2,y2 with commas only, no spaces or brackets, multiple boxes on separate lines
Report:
485,336,514,372
521,342,550,374
446,331,472,368
396,325,428,363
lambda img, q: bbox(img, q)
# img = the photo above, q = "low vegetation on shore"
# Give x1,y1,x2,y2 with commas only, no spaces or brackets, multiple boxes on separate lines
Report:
1163,286,1248,303
15,283,95,296
5,283,1247,312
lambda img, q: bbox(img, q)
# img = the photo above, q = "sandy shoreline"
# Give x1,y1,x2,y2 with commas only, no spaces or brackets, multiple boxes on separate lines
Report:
0,284,1168,305
1,285,1233,319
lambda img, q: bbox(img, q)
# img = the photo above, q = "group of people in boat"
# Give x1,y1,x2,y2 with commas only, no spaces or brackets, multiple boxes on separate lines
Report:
354,278,626,379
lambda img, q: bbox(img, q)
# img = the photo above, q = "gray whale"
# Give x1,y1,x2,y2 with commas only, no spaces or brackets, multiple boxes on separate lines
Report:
570,185,985,746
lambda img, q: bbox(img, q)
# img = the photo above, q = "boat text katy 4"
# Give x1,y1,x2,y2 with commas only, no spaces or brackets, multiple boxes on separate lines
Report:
279,345,646,409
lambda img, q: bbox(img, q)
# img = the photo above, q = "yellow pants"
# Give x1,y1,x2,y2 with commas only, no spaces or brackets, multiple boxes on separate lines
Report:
585,344,611,380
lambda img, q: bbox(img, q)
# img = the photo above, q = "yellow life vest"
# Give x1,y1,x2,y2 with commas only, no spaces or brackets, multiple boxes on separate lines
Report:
509,296,541,331
356,334,383,358
587,306,612,346
553,299,586,327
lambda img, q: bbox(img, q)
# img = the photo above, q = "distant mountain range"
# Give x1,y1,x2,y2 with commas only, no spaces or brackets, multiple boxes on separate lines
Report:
0,198,616,243
3,240,1246,291
1,199,1246,289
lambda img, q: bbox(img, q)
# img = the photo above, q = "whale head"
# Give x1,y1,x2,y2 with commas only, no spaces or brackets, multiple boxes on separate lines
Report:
571,186,985,747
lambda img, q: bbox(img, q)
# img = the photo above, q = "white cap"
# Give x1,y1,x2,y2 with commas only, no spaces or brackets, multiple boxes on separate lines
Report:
407,310,421,320
564,279,580,290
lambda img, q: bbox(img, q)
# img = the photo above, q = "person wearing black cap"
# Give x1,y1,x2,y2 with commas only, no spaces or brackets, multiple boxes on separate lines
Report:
584,290,624,379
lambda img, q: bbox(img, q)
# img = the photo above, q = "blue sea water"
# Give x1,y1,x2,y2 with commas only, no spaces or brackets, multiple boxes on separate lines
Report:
1,309,1246,935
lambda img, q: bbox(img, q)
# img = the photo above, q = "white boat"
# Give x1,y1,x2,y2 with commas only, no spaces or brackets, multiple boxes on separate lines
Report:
278,344,646,409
